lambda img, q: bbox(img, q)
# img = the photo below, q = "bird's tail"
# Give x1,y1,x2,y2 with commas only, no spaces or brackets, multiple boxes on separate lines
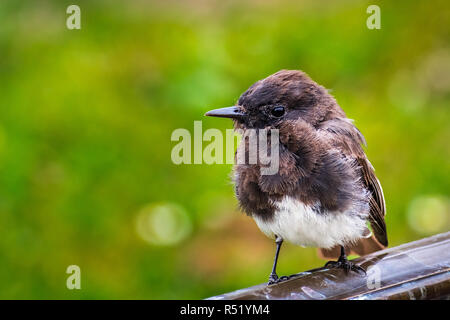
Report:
318,235,386,260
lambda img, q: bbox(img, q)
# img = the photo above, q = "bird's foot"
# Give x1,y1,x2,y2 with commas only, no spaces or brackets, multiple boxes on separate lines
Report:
324,258,366,276
268,273,290,285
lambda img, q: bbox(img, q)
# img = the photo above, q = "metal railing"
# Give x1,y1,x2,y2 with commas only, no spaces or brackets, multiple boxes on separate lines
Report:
208,232,450,300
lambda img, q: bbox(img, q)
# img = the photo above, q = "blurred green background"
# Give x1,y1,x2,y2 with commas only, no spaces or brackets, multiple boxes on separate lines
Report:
0,0,448,299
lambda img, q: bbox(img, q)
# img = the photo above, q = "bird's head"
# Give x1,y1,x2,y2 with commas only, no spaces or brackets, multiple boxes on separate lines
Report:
205,70,344,130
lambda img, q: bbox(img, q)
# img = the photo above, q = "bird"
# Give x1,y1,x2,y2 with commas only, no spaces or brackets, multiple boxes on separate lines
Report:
205,70,387,284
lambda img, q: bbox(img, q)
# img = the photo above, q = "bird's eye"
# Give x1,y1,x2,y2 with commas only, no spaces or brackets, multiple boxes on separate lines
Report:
271,106,285,117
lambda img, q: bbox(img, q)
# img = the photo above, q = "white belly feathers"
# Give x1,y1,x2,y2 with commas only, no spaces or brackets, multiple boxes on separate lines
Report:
253,196,369,249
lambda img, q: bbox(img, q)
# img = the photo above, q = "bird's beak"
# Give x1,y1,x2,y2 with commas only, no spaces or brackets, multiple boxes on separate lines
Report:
204,106,246,120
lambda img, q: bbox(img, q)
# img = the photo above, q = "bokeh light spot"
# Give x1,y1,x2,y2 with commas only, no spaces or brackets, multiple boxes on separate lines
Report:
407,195,449,235
135,203,192,246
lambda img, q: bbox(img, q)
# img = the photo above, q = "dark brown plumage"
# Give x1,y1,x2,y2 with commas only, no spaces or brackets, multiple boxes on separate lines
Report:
205,69,387,282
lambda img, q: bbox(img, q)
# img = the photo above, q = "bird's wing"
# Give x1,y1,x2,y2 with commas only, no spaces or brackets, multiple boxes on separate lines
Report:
357,157,388,246
320,118,388,247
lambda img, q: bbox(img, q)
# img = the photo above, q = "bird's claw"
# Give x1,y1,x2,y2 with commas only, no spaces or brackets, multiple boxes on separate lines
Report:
268,273,290,285
268,273,279,285
324,259,366,276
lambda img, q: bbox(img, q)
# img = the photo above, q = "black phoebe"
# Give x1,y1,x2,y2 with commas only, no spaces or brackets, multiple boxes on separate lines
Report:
205,70,387,284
